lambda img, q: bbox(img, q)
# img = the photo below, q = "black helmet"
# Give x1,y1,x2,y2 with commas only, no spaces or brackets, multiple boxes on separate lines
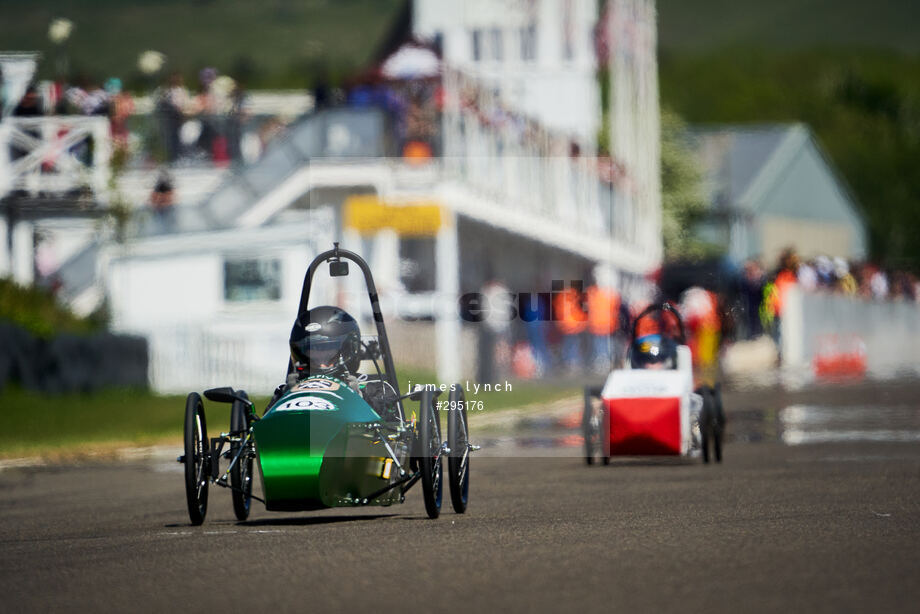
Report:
290,306,361,376
631,334,677,370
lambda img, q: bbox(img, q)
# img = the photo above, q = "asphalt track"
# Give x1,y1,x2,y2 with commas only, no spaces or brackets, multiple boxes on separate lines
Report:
1,431,919,613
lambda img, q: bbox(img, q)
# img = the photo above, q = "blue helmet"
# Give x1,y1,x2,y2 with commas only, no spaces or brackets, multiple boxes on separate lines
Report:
631,334,677,369
290,306,362,376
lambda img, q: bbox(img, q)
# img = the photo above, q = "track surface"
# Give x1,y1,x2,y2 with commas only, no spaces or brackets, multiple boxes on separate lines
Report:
1,437,919,612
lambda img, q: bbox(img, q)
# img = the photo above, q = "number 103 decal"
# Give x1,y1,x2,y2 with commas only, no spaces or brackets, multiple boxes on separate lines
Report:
278,396,337,411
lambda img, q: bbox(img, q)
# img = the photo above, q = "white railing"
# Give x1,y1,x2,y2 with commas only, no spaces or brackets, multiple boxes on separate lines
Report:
0,115,111,201
782,287,920,379
147,324,289,395
440,67,647,255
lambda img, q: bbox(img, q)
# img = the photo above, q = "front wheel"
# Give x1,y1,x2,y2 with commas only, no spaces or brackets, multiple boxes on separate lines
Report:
699,386,724,464
183,393,209,525
415,389,442,519
230,391,254,521
711,385,725,463
583,388,609,465
583,388,597,465
447,385,470,513
600,407,610,465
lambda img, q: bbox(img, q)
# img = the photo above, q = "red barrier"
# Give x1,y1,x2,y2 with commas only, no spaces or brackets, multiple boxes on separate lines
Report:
813,334,867,378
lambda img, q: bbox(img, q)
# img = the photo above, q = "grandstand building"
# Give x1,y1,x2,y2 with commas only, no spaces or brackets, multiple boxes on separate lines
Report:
0,1,663,390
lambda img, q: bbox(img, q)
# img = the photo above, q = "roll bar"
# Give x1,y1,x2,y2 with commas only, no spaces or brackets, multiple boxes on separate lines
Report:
296,244,402,400
631,302,687,345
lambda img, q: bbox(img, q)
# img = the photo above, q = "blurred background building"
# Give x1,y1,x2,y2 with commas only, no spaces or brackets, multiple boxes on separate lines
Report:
6,1,911,393
0,0,663,392
692,124,867,266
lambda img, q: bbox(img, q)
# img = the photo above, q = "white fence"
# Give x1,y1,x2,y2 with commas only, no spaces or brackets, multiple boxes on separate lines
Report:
782,287,920,379
144,319,477,396
440,67,653,262
0,115,111,201
147,325,289,396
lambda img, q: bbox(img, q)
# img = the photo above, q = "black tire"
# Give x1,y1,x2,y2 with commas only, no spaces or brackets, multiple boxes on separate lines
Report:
416,389,442,519
183,393,209,525
583,388,596,465
712,385,725,463
583,389,611,465
601,406,611,466
447,385,470,513
230,391,253,521
699,387,713,464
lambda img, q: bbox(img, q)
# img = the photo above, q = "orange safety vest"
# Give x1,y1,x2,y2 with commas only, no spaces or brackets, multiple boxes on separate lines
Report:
771,270,797,316
634,304,682,339
586,286,620,336
554,287,587,335
694,289,720,331
706,290,721,330
635,319,658,338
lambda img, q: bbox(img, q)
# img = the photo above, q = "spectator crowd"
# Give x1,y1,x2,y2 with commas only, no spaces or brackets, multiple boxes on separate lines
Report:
4,65,251,168
737,248,919,342
473,247,920,383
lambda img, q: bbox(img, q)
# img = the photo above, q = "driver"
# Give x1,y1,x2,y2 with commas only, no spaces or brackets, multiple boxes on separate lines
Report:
630,333,677,370
263,306,363,411
289,305,362,379
277,306,398,420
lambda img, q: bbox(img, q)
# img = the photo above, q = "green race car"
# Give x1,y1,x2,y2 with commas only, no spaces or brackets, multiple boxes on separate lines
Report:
179,244,475,524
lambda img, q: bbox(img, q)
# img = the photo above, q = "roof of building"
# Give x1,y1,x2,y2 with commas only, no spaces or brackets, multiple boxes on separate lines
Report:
691,123,805,213
690,122,867,260
691,122,866,218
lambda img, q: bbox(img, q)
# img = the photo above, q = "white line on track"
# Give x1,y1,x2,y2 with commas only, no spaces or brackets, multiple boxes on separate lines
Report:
159,529,284,537
0,458,47,472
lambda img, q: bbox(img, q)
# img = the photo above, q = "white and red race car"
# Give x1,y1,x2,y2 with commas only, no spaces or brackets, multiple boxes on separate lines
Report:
583,303,725,465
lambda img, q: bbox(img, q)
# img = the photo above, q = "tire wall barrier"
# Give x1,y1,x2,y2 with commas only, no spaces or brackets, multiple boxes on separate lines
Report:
781,287,920,379
0,323,149,393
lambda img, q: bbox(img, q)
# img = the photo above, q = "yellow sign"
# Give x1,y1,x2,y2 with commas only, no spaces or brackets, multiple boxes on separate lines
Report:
344,195,442,236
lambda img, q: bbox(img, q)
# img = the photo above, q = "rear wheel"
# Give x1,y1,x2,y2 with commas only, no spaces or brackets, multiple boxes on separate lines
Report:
583,388,610,465
600,407,611,466
447,386,470,513
230,391,253,521
699,387,714,464
711,385,725,463
416,390,442,519
583,388,597,465
183,393,209,525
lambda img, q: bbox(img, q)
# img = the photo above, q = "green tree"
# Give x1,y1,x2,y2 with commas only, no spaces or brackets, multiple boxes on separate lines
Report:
660,108,709,259
660,48,920,269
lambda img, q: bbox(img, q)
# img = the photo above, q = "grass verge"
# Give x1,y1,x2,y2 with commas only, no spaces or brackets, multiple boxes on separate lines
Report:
0,374,577,459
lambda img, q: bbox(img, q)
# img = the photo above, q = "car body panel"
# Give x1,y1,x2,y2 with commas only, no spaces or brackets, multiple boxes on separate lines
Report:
254,375,405,510
600,347,699,456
